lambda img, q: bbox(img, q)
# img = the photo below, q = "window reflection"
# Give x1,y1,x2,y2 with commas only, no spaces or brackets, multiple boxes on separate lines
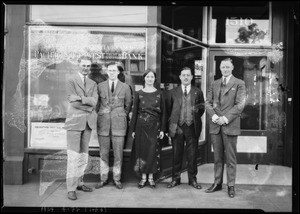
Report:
27,26,146,148
211,4,270,45
162,6,203,43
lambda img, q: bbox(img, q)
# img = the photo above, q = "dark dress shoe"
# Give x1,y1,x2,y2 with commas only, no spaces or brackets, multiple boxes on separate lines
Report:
114,180,123,189
205,183,222,193
138,179,147,188
148,179,156,189
67,191,77,200
95,180,108,189
228,186,235,198
167,180,181,188
188,180,202,189
77,185,93,192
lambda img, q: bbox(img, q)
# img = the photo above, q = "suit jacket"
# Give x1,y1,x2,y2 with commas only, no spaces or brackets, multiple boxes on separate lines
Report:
64,73,98,131
97,80,132,136
168,86,205,138
205,75,246,135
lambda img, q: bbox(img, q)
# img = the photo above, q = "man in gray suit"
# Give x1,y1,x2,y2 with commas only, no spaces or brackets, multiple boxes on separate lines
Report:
64,56,98,200
205,58,246,198
95,62,132,189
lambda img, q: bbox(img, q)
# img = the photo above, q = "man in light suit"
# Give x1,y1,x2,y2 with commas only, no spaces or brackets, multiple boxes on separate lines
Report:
167,67,205,189
205,58,246,198
64,56,98,200
95,62,132,189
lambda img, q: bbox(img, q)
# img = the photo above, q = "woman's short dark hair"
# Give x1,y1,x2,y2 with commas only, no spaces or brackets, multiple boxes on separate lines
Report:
142,69,157,85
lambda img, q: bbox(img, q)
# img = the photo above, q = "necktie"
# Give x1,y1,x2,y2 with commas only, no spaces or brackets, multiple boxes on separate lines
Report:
83,75,86,88
222,77,226,87
184,86,187,96
111,81,115,93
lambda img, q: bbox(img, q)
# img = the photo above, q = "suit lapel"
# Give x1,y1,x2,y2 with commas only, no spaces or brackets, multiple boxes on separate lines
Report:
85,77,93,94
114,81,123,96
75,73,85,92
105,80,109,98
176,86,183,106
216,79,222,100
222,76,235,96
190,87,194,106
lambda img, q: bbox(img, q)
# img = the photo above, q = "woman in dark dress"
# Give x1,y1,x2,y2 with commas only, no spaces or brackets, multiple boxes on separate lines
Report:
129,70,166,188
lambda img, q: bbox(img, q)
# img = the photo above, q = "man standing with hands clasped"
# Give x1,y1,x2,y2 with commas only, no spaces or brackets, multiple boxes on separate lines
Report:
205,58,246,198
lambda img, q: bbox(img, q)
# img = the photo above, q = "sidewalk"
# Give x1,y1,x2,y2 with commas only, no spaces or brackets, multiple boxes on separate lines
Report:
3,164,292,212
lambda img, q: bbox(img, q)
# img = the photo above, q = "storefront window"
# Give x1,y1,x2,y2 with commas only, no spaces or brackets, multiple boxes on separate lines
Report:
30,5,147,24
27,26,146,148
161,31,207,145
211,4,270,45
213,56,269,130
162,6,203,42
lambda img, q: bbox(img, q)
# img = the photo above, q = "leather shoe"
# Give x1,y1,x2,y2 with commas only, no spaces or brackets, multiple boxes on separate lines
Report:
228,186,235,198
205,183,222,193
167,180,181,188
188,180,202,189
95,180,108,189
138,179,147,188
148,179,156,189
67,191,77,200
76,185,93,192
114,180,123,189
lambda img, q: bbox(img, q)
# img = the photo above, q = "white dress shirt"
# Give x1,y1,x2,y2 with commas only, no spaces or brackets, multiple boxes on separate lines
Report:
222,74,232,85
181,84,191,95
78,72,86,84
108,79,118,92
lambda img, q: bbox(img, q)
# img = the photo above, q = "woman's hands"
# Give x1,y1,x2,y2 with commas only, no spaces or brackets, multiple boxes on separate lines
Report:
158,131,164,139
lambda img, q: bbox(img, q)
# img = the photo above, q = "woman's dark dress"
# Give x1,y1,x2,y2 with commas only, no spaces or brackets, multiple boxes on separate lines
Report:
129,90,166,174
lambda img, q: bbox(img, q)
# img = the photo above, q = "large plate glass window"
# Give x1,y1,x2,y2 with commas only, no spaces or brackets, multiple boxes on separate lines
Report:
27,26,146,149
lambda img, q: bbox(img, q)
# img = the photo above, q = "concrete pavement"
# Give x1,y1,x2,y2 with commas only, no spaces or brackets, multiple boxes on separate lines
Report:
2,164,293,212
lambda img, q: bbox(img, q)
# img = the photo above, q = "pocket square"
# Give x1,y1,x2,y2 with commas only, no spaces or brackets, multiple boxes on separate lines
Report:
231,88,236,91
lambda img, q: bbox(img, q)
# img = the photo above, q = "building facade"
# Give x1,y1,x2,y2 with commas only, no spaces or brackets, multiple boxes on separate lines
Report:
3,2,298,184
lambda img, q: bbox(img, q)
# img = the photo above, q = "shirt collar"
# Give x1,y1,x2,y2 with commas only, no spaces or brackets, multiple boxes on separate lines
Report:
78,72,86,82
181,84,191,92
109,79,118,86
223,74,232,83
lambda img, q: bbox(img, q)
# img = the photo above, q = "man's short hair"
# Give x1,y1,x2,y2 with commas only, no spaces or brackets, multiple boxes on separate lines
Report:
107,62,118,67
77,56,92,63
180,66,193,75
221,58,233,64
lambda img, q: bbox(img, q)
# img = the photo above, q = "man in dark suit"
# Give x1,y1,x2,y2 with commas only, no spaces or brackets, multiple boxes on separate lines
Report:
205,58,246,198
95,62,132,190
167,67,205,189
64,56,98,200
